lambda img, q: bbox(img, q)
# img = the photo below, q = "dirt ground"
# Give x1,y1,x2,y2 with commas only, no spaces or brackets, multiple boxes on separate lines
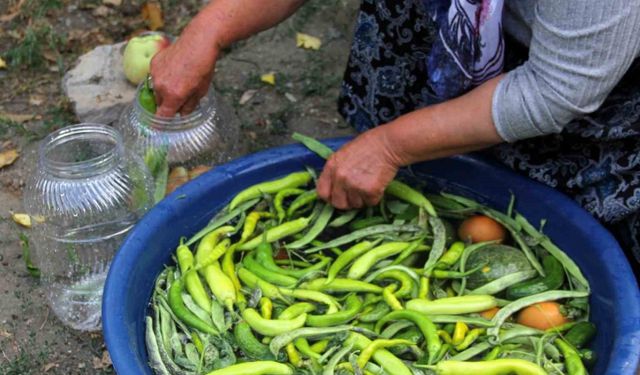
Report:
0,1,358,373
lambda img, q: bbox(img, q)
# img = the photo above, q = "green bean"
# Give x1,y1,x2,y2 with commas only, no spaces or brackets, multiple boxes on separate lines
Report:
515,213,590,291
375,310,441,364
239,217,310,250
380,321,415,339
348,242,410,279
145,316,171,375
406,295,497,315
229,171,312,210
304,224,424,254
292,132,334,158
487,290,590,339
270,325,354,356
350,216,387,230
468,270,538,296
287,203,334,249
329,209,359,227
205,361,293,375
323,343,354,375
423,217,447,271
186,199,259,246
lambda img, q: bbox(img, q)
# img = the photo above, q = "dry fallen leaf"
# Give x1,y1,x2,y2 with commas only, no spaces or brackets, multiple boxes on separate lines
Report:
103,0,122,6
29,95,45,106
141,2,164,31
296,32,322,50
11,213,31,228
0,0,26,23
238,89,257,105
0,57,6,69
0,329,11,338
43,362,58,372
0,149,19,169
92,350,112,369
188,165,211,180
261,72,276,86
0,113,36,123
285,93,298,103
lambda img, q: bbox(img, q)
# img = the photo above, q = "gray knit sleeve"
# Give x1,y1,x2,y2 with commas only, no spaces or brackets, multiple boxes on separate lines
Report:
492,1,640,142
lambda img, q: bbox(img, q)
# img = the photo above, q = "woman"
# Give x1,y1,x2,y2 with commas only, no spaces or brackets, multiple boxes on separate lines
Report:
151,0,640,273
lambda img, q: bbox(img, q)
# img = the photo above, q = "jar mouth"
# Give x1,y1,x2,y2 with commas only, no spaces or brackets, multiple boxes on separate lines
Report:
134,81,212,131
40,124,123,179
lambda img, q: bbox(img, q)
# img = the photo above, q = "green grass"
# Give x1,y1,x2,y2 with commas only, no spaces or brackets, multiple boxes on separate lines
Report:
3,23,66,70
0,333,49,375
0,102,75,141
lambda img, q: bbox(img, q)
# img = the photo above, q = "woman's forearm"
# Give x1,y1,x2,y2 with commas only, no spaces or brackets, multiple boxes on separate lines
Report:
381,75,505,166
187,0,306,51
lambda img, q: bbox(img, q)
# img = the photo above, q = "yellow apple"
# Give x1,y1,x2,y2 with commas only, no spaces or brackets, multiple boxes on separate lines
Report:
122,32,171,85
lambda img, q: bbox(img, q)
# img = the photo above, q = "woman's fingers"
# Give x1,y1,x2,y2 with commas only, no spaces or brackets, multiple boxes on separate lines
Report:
178,95,201,116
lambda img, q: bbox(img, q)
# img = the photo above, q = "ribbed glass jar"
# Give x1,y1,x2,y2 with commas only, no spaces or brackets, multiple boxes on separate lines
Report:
23,124,154,331
117,83,238,168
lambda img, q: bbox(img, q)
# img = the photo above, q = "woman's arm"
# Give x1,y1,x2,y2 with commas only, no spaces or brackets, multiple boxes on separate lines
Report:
319,0,640,210
151,0,306,116
317,75,504,210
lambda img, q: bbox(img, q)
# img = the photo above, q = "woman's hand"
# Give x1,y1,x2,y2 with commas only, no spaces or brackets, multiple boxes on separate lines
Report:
317,126,402,209
150,28,220,117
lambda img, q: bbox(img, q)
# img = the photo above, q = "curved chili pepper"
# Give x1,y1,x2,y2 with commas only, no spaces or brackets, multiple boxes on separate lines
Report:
375,310,442,364
167,278,217,335
229,171,312,211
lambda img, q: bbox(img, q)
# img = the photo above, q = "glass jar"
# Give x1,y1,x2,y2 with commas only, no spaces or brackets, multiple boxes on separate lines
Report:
24,124,154,331
117,83,238,168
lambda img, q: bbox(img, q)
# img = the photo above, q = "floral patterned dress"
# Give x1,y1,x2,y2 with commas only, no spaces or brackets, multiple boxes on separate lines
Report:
337,0,640,272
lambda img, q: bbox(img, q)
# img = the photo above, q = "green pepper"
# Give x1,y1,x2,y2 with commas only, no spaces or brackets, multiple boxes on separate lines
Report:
139,75,157,113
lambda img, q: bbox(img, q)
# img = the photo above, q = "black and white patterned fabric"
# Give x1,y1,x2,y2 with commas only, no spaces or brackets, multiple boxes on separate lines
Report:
337,0,640,271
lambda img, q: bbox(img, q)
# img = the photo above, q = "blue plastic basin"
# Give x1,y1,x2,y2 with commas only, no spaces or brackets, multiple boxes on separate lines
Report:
103,138,640,374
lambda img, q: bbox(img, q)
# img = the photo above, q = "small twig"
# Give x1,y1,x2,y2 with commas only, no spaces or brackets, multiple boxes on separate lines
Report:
229,57,260,70
39,307,50,330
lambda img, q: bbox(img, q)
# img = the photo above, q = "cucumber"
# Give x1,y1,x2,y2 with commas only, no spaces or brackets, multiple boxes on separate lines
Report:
506,255,565,300
466,244,533,290
565,322,597,349
234,321,274,360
